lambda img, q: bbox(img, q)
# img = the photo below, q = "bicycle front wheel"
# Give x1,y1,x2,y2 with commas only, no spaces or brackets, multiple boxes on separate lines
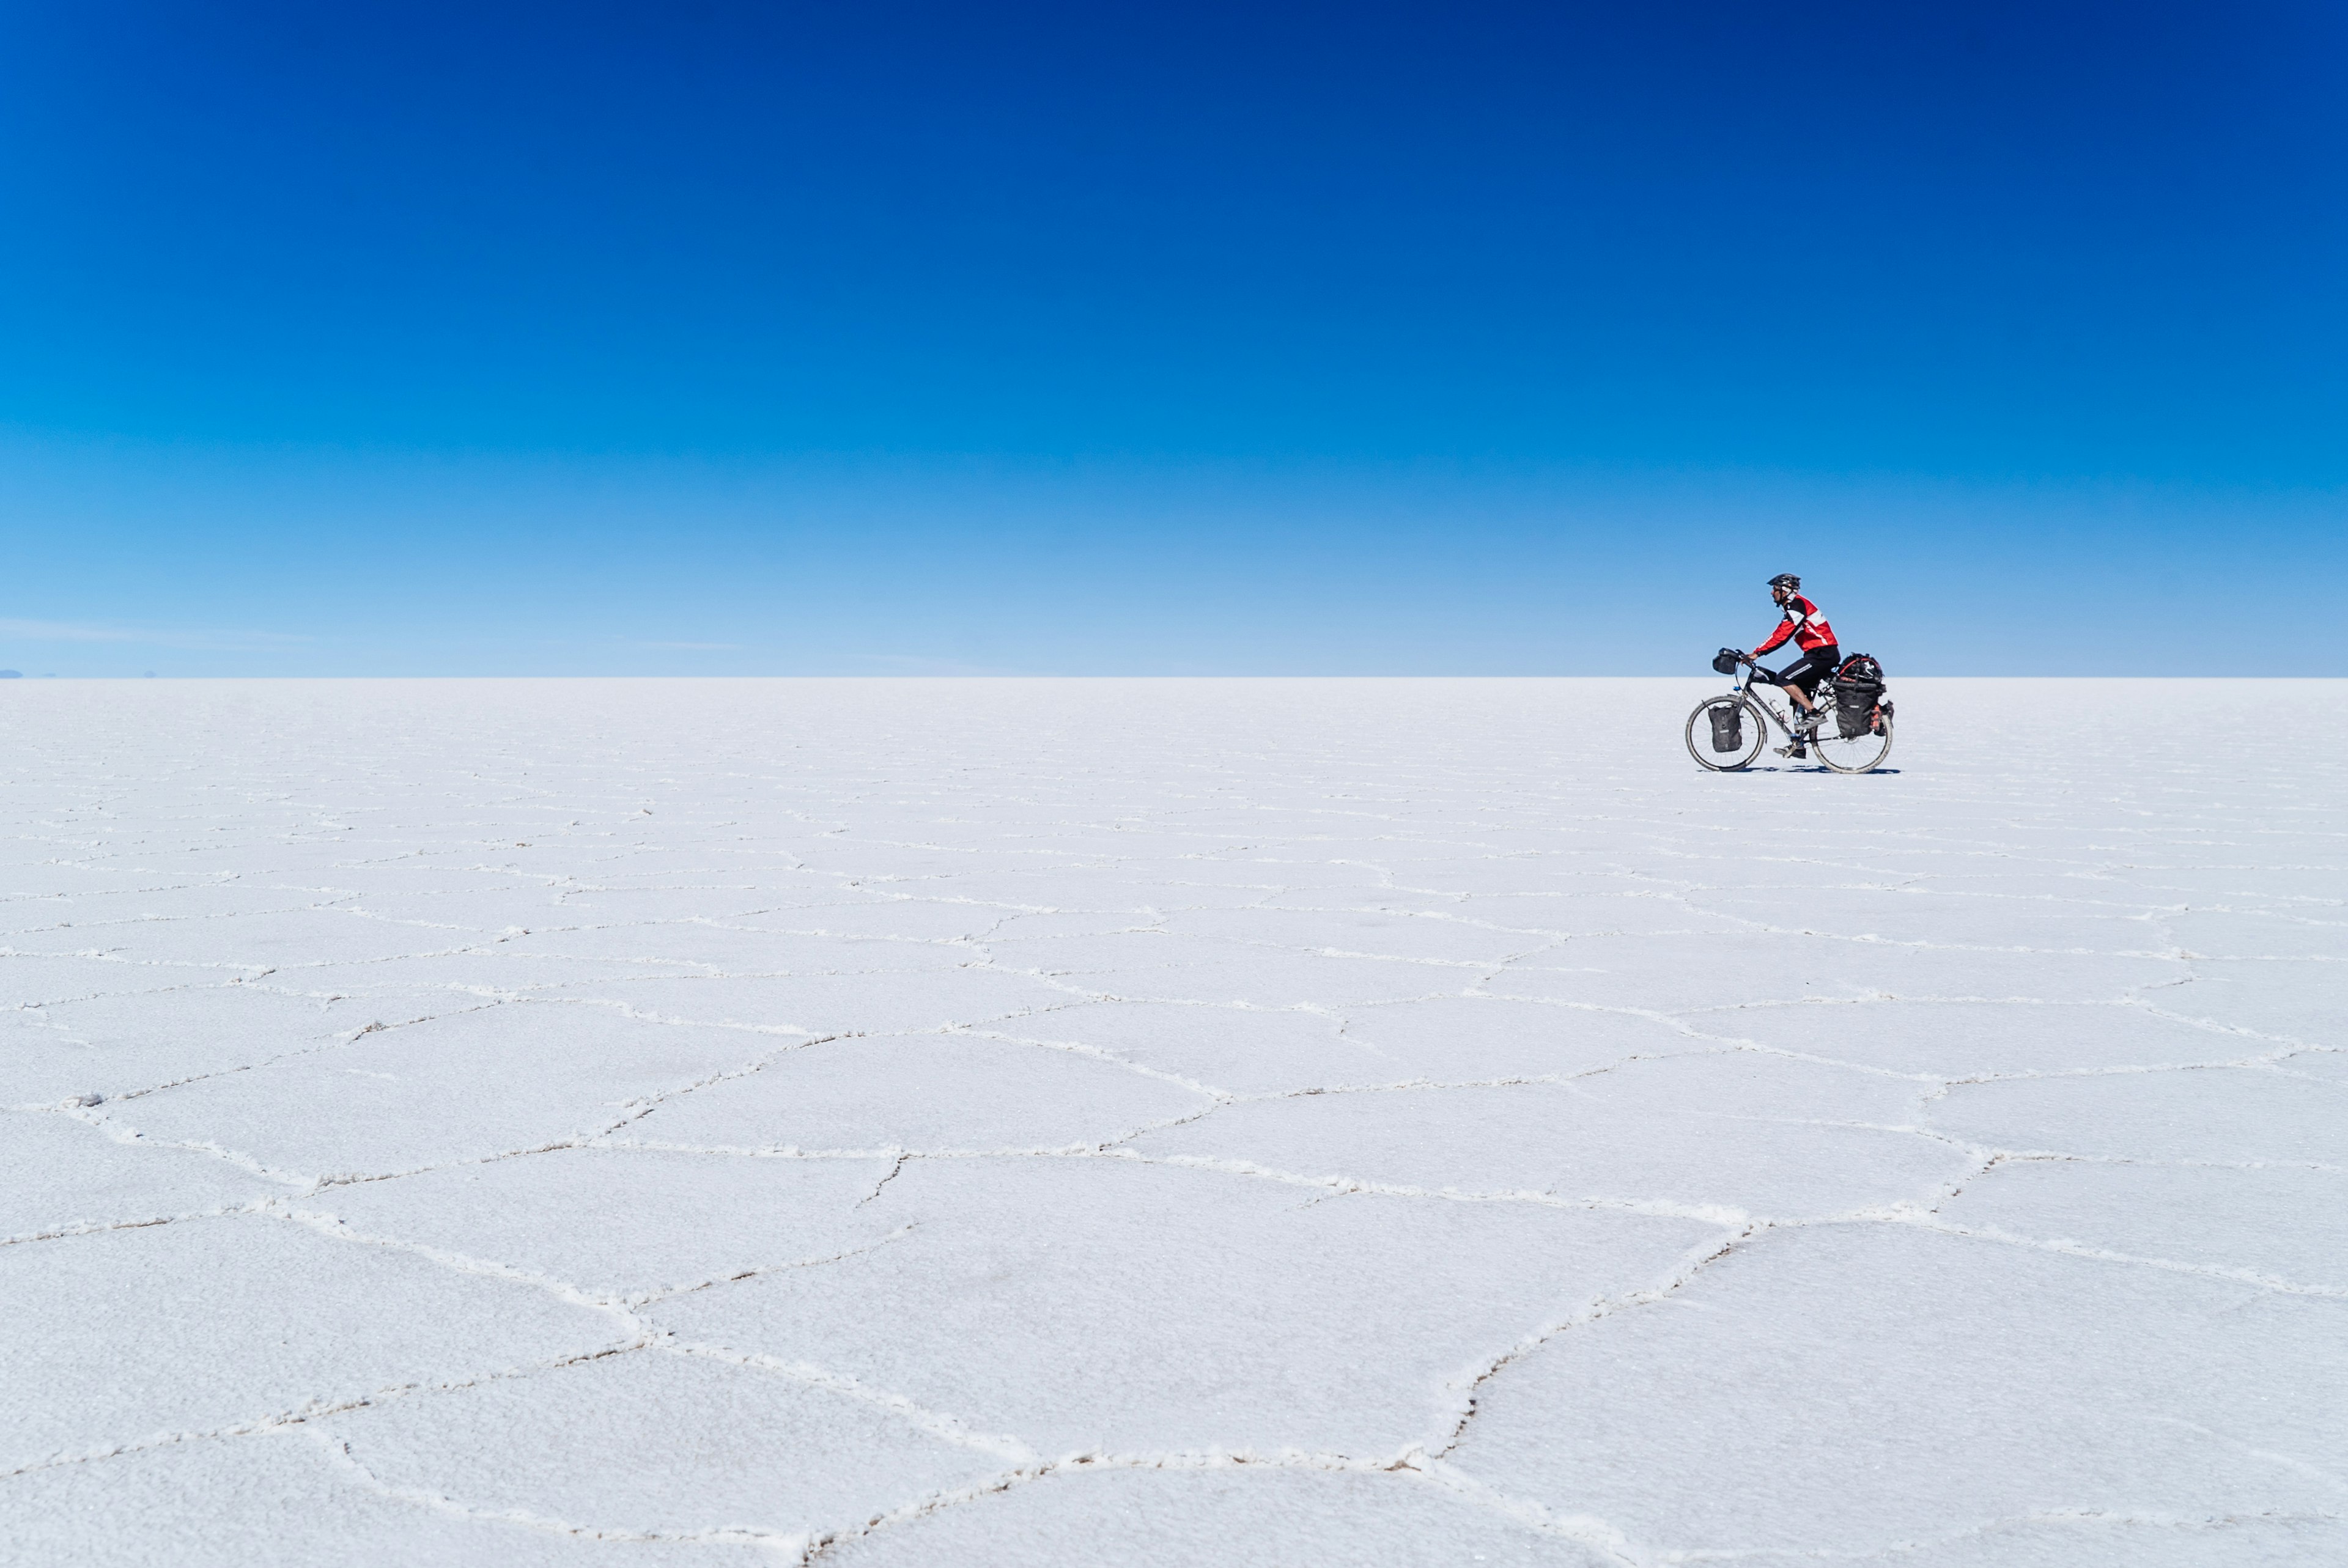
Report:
1812,710,1894,773
1685,694,1768,771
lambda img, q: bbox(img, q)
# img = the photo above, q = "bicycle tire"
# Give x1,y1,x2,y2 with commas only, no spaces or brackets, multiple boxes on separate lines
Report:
1812,712,1894,773
1685,694,1768,771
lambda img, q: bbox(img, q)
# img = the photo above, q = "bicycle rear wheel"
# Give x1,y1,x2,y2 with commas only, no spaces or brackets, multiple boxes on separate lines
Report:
1812,710,1894,773
1686,694,1768,771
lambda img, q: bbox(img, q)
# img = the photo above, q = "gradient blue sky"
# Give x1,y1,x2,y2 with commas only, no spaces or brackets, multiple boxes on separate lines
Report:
2,0,2341,675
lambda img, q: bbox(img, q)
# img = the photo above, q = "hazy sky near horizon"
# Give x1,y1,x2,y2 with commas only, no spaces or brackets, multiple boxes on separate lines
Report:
2,0,2342,675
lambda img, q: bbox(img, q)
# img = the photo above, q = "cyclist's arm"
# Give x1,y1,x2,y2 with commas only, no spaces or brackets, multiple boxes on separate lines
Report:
1753,617,1795,657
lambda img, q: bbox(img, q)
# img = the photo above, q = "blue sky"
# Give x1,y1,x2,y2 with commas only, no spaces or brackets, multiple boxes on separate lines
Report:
1,0,2341,675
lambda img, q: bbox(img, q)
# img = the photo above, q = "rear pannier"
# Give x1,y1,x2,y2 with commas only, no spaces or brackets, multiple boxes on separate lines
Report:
1833,653,1886,738
1708,703,1744,752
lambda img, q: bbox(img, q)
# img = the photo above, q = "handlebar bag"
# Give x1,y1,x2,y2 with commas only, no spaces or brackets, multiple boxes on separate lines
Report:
1708,703,1744,752
1711,649,1741,675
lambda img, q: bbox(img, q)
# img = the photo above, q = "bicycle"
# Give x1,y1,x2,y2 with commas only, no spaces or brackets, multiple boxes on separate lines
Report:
1685,650,1894,774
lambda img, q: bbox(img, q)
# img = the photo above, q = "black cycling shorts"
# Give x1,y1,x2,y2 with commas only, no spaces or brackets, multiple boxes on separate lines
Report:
1762,645,1840,698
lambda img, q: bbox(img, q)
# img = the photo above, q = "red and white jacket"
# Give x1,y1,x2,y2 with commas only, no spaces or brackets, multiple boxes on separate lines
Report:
1755,594,1836,655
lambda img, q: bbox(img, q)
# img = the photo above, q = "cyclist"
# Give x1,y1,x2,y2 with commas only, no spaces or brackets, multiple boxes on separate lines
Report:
1751,573,1840,756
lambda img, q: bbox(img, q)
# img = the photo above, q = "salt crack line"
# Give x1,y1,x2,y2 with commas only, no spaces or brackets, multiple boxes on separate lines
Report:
1111,1149,1751,1226
659,1341,1037,1465
2265,1057,2348,1089
856,1155,909,1207
954,1024,1236,1102
18,1006,492,1110
519,991,837,1039
306,1134,629,1191
627,1224,920,1306
1920,1051,2338,1101
2137,1411,2348,1493
0,1342,648,1482
797,1445,1641,1568
297,1426,808,1557
0,944,273,976
1947,1146,2348,1176
266,1201,651,1336
1419,1227,1755,1463
592,1031,846,1136
1404,1456,1644,1566
1683,915,2198,963
1471,995,1947,1083
2134,999,2342,1053
49,1102,319,1188
1659,1505,2346,1562
1186,1055,1721,1105
602,1134,1189,1163
1890,1213,2348,1298
0,1194,276,1250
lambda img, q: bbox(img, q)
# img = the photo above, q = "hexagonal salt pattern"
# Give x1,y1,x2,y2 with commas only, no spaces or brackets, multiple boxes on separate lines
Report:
2,675,2339,1566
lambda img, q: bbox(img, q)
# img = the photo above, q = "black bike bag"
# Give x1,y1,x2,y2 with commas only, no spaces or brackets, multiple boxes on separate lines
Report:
1708,704,1744,752
1831,653,1886,738
1835,653,1884,688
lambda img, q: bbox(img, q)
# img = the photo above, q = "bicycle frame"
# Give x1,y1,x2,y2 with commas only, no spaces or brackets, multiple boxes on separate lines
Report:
1725,657,1809,743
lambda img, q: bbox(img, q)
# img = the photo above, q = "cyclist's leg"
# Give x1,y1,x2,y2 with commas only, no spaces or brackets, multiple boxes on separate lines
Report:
1774,647,1837,712
1801,644,1840,709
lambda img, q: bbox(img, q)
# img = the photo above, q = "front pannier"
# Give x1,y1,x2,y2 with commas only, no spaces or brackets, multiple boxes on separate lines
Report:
1708,703,1744,752
1834,653,1886,738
